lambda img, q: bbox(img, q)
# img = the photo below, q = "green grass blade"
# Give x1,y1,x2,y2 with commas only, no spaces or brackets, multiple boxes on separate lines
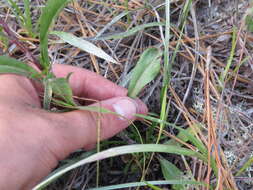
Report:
39,0,69,71
23,0,33,36
158,0,171,146
33,144,206,189
220,26,237,86
95,11,130,39
88,180,205,190
51,31,118,64
95,22,164,40
0,27,9,50
145,182,163,190
7,0,26,27
128,48,161,98
236,156,253,176
0,56,41,79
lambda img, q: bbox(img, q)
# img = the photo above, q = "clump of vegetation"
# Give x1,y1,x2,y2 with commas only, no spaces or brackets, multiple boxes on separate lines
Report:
0,0,252,189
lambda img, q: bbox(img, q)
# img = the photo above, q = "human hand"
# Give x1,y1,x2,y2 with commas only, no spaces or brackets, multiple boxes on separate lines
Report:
0,64,148,189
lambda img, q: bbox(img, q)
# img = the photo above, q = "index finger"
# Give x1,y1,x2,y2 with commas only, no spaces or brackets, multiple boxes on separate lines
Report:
52,64,127,100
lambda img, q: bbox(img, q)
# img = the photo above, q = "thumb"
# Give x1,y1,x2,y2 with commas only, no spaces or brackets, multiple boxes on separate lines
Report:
51,97,148,159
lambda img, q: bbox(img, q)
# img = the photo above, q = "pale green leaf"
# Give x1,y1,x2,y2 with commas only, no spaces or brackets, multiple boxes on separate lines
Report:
128,48,161,98
95,22,165,40
95,11,130,39
89,180,205,190
51,31,118,64
0,56,41,79
33,144,206,189
160,158,185,190
236,156,253,176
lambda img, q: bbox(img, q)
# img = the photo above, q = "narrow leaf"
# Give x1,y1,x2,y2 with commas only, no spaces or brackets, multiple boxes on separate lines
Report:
236,156,253,176
39,0,69,69
95,11,130,39
23,0,33,36
0,56,41,79
95,22,165,40
128,48,161,98
51,31,118,64
89,180,205,190
34,144,206,189
7,0,26,25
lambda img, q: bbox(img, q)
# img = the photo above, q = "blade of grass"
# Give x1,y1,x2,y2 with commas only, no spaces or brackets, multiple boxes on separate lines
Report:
7,0,26,27
235,156,253,176
95,11,130,39
124,0,131,24
145,182,163,190
34,144,206,189
51,31,118,64
136,113,218,176
94,22,165,40
88,180,205,190
23,0,33,36
219,26,237,87
158,0,171,143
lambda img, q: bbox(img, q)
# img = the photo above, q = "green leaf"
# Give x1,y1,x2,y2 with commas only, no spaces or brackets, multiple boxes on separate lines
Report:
95,22,165,40
95,11,130,39
128,48,161,98
0,56,41,79
236,156,253,176
88,180,205,190
160,158,185,190
49,77,76,106
34,144,206,189
0,27,9,50
7,0,26,27
144,182,163,190
23,0,33,36
51,31,118,64
165,125,207,154
39,0,69,70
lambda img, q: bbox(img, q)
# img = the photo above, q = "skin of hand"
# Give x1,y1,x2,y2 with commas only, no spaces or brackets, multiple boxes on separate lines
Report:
0,64,148,190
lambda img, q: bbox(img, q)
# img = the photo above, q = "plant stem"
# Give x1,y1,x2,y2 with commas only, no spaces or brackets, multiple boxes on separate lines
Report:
0,18,41,70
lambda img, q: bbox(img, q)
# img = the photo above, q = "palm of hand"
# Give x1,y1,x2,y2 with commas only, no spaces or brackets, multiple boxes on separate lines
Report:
0,64,147,189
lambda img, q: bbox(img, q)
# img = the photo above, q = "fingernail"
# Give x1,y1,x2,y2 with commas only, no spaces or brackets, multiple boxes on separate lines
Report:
113,98,137,119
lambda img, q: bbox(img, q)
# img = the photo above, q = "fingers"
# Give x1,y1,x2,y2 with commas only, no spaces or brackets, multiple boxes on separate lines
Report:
52,64,127,100
49,97,148,158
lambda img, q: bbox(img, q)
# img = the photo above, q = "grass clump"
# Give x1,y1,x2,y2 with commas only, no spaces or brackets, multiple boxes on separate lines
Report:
0,0,253,189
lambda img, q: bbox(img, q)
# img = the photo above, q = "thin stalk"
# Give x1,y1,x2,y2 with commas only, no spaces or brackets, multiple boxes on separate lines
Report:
0,18,40,69
23,0,33,37
124,0,131,24
220,26,237,87
140,0,171,183
158,0,171,143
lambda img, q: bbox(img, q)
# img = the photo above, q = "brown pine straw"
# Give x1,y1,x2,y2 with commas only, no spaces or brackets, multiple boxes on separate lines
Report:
204,47,238,190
